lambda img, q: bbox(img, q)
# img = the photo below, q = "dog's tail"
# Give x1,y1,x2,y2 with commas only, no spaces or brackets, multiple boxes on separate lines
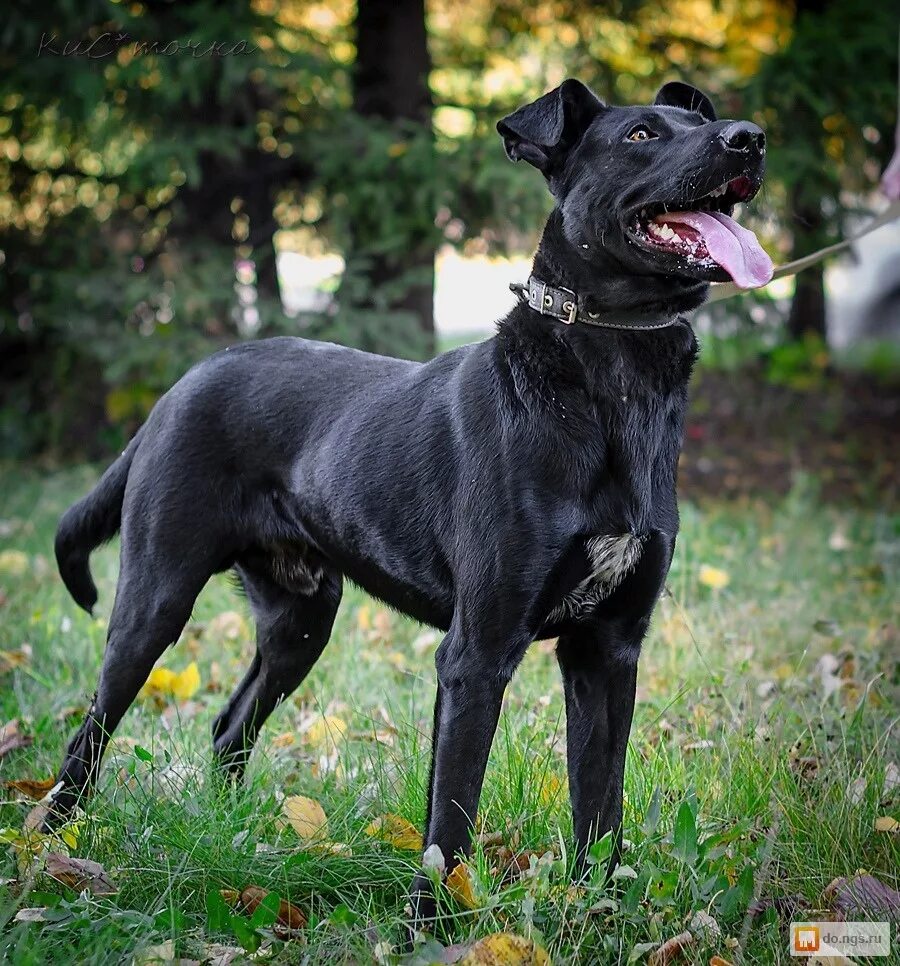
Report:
55,429,143,614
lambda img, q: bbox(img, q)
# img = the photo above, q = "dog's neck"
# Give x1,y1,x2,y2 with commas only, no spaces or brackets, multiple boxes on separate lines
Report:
531,208,709,326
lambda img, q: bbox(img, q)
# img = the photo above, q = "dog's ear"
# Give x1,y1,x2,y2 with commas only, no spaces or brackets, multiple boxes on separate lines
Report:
654,81,717,122
497,79,604,174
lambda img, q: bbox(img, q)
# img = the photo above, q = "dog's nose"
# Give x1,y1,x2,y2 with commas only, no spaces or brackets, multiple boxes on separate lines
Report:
719,121,766,154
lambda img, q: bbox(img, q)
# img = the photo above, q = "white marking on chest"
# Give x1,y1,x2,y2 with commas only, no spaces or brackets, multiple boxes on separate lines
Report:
548,533,644,622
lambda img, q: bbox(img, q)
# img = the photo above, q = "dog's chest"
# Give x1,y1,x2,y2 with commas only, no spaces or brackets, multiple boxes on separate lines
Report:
548,532,644,622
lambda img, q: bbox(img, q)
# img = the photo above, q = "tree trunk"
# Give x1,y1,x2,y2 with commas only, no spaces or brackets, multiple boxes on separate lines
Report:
786,185,827,341
341,0,435,358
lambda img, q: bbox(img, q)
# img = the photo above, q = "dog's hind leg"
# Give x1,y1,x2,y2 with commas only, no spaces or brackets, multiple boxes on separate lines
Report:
47,530,220,826
212,565,342,778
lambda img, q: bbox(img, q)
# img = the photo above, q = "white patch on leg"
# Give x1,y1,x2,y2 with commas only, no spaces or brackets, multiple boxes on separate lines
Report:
548,533,644,622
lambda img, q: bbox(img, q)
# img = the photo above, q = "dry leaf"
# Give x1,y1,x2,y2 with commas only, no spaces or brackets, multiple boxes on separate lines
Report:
207,611,248,641
45,853,117,895
709,958,735,966
823,874,900,919
845,775,867,806
648,931,695,966
874,816,899,832
883,762,900,799
132,940,177,964
0,719,32,759
364,814,422,851
13,907,50,922
698,565,729,589
219,889,240,906
240,884,307,933
459,932,550,965
303,715,347,750
4,777,58,800
0,648,30,673
201,944,245,966
689,910,720,941
282,795,328,843
446,862,478,910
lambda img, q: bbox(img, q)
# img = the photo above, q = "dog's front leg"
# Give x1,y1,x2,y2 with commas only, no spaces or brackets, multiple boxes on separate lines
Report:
408,623,524,928
556,629,641,872
556,530,671,873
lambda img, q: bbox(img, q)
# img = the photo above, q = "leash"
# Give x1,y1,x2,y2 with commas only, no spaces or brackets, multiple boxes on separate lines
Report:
707,199,900,303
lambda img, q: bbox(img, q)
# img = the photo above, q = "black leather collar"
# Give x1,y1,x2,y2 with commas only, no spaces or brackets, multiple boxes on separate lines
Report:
510,276,680,331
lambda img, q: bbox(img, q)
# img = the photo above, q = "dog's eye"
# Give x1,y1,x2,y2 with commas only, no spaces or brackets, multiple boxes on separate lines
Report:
626,126,657,142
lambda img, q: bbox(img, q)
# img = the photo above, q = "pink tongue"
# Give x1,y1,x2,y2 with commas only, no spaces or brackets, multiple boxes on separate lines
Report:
659,210,774,289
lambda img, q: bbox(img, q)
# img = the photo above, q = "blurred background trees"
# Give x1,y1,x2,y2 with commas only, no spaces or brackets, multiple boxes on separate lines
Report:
1,0,897,456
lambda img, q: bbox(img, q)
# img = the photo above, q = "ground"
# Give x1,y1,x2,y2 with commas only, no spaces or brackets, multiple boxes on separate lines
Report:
0,466,898,965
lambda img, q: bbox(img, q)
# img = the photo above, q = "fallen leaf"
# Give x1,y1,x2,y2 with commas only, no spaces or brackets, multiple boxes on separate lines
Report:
270,732,295,748
240,884,307,932
13,907,51,922
648,931,695,966
689,910,720,941
132,940,176,964
0,719,32,759
538,772,564,806
874,816,899,833
219,889,240,906
282,795,328,843
140,662,201,702
459,932,550,965
45,853,117,895
446,863,478,910
4,777,58,800
709,958,735,966
364,814,422,851
207,611,248,641
845,775,867,806
823,874,900,919
201,944,245,966
0,647,30,673
356,605,371,632
303,715,347,750
698,565,729,590
883,762,900,799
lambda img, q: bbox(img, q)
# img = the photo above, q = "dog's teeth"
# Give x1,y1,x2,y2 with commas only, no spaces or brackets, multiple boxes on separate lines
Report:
659,224,674,239
670,232,682,243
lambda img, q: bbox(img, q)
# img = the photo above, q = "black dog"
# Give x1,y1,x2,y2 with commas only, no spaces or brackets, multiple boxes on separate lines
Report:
51,79,770,919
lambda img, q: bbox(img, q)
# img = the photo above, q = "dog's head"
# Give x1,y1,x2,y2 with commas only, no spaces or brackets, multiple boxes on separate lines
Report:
498,80,773,296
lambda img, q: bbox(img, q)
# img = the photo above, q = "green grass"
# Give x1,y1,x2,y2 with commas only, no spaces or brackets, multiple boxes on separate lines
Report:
0,466,898,964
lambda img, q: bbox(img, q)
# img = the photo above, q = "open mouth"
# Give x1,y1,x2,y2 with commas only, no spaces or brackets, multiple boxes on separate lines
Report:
630,175,773,289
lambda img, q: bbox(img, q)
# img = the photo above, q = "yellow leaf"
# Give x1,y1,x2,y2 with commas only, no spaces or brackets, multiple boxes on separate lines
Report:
538,773,564,807
459,932,550,965
4,777,58,800
387,142,408,158
170,662,200,700
356,605,371,632
282,795,328,843
446,862,478,910
364,814,422,851
140,663,200,701
0,550,29,577
271,732,295,748
303,715,347,750
874,816,899,832
141,667,175,697
698,565,730,589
